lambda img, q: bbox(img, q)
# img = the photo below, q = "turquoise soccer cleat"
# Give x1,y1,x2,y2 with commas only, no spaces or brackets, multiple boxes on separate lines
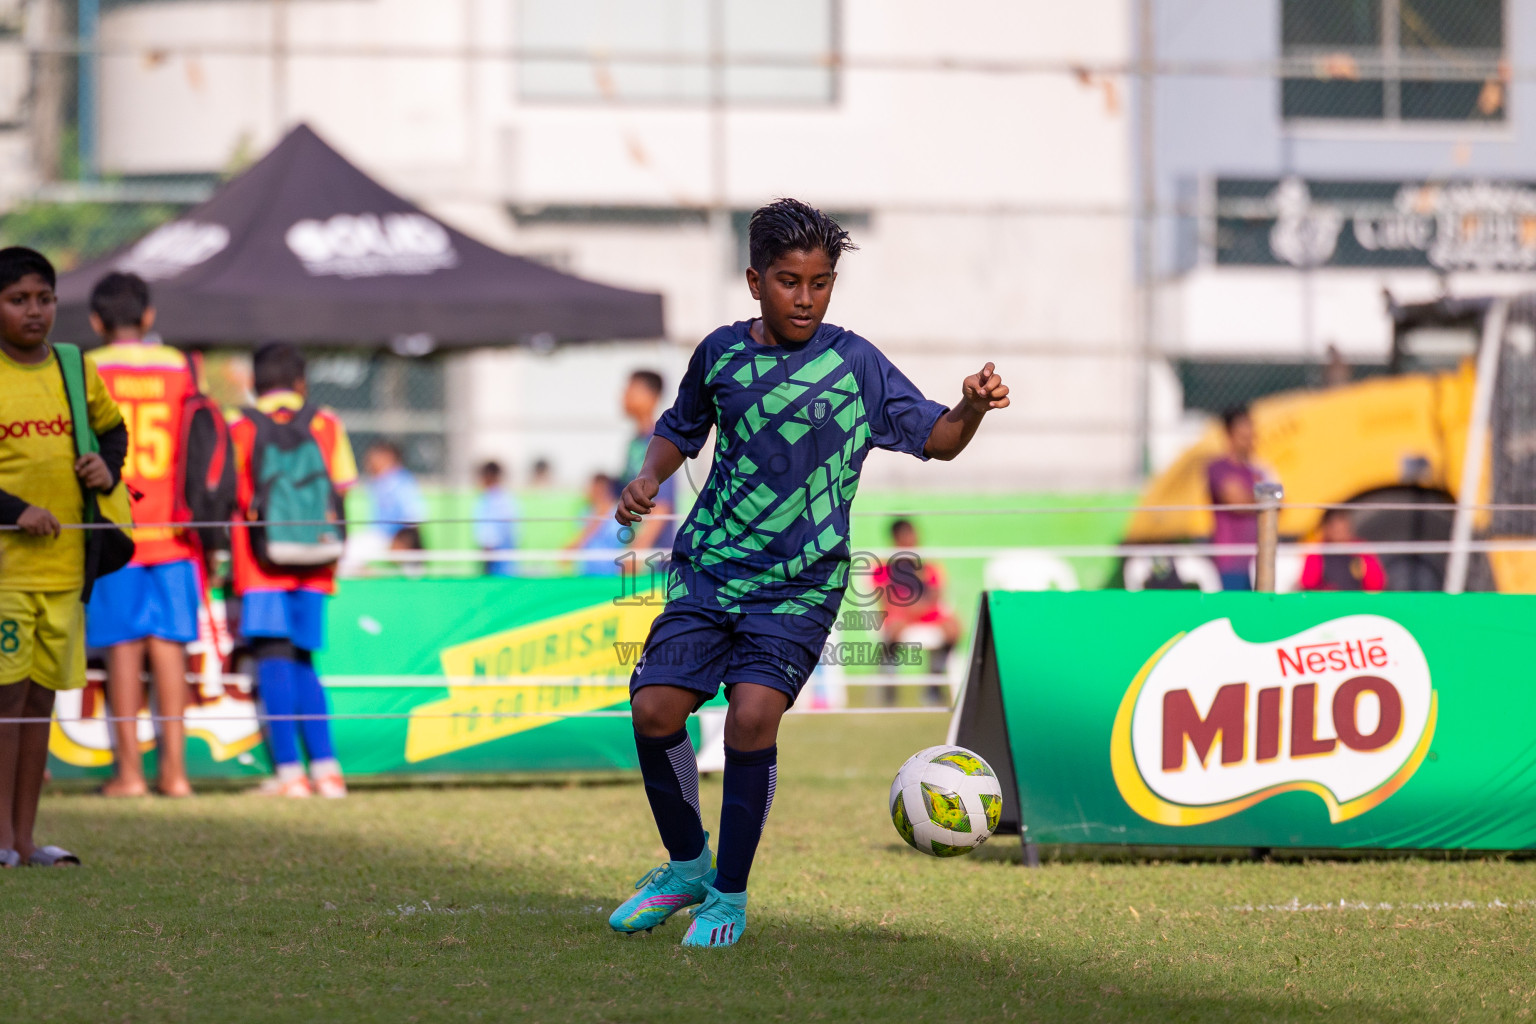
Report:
608,840,716,934
680,883,748,948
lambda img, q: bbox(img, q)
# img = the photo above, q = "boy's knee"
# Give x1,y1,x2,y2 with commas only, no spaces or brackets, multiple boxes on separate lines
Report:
631,689,689,738
724,699,785,749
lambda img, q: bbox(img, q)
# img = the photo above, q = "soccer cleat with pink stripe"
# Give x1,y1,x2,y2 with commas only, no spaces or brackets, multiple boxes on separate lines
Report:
609,839,715,934
680,883,747,948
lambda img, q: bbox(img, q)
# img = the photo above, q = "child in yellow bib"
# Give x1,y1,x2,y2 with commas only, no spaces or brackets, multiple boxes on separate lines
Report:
0,247,126,867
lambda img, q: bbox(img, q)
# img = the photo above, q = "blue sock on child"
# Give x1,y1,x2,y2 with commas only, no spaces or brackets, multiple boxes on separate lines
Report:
292,659,335,762
715,743,777,893
258,657,300,767
634,728,707,862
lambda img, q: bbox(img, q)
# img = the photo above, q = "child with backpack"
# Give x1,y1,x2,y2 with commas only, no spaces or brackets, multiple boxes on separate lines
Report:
0,247,129,865
229,342,357,798
85,271,236,798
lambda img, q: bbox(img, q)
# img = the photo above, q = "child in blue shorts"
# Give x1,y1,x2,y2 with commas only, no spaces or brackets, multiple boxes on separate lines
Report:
608,200,1010,947
229,343,358,798
85,272,204,797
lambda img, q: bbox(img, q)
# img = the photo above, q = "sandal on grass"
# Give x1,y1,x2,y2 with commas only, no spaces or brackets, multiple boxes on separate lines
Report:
0,849,19,868
27,846,80,867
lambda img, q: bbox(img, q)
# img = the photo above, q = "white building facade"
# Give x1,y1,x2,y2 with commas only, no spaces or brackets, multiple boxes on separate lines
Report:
86,0,1137,490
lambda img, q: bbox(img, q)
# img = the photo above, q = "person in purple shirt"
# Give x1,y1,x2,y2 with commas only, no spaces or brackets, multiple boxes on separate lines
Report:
1206,406,1273,591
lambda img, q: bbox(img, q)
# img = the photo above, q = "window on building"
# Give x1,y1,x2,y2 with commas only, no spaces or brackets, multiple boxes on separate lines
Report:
517,0,837,104
1281,0,1505,123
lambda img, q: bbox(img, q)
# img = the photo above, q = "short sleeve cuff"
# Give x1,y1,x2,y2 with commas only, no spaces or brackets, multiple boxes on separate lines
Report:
654,421,704,459
902,401,950,461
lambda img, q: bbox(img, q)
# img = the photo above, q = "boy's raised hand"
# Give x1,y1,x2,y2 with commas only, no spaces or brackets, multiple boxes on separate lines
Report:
616,475,660,526
961,362,1010,412
74,453,113,492
18,505,61,538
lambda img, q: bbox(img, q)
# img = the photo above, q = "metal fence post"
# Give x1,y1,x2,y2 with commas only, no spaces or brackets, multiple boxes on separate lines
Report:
1253,481,1284,593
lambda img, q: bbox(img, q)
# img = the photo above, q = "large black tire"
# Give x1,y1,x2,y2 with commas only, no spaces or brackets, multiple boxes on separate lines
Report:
1346,487,1493,592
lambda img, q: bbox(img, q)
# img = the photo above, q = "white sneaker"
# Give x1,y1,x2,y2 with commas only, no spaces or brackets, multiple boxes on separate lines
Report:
254,775,312,798
312,773,347,799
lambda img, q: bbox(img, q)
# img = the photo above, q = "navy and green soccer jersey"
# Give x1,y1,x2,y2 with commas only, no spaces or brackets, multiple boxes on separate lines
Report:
654,319,948,630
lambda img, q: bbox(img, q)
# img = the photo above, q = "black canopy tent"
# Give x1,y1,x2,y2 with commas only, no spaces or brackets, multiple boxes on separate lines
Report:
53,124,664,348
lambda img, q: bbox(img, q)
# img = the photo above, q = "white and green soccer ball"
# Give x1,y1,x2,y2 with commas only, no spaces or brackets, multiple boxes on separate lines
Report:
889,745,1004,857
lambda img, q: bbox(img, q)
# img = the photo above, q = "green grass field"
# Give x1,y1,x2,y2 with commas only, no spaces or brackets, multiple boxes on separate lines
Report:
7,714,1533,1023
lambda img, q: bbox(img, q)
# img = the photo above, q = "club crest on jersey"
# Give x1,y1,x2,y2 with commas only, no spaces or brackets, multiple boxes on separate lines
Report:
809,399,831,426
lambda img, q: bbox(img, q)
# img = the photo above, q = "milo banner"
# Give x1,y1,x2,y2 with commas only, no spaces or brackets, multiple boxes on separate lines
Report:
954,592,1536,851
49,577,666,780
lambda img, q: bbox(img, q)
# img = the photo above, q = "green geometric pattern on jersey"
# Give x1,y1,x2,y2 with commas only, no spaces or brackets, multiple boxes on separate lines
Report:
674,339,871,618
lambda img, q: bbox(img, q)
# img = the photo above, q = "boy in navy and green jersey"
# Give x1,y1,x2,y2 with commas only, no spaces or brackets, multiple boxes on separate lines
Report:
609,199,1010,948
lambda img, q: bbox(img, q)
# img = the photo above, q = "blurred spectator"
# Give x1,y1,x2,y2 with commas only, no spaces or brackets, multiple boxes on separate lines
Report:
1301,508,1386,592
568,473,623,576
84,271,198,798
1207,406,1274,591
365,440,426,543
231,342,354,798
341,440,425,572
622,370,677,552
473,459,519,576
529,458,554,489
1324,343,1352,389
872,519,961,706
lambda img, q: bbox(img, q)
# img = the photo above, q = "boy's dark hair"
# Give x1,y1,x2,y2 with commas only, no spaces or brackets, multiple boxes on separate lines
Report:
889,517,915,540
748,198,856,275
1321,507,1353,526
630,369,663,395
532,457,551,475
0,246,56,292
1221,405,1252,431
591,472,616,497
479,459,503,481
369,439,405,463
252,342,306,394
89,271,152,331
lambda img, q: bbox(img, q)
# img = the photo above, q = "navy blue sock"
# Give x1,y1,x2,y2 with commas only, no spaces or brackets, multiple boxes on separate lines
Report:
292,660,335,762
257,657,300,767
634,728,706,862
715,743,777,894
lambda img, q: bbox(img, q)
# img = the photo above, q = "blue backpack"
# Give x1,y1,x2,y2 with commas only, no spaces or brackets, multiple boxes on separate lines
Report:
241,405,344,567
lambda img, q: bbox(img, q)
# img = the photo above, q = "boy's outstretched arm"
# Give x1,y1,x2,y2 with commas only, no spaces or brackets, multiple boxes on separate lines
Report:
923,362,1010,462
616,435,686,526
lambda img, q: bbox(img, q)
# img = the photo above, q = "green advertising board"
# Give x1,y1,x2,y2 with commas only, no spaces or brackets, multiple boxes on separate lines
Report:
954,591,1536,851
50,577,672,781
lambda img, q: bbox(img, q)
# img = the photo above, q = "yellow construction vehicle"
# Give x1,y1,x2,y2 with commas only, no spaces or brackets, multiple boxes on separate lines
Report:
1125,295,1536,592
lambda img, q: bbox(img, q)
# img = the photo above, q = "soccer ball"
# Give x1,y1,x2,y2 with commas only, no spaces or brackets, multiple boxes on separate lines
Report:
889,745,1004,857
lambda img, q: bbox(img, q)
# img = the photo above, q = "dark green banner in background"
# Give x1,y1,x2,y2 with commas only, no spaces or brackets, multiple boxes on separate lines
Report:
955,592,1536,851
50,578,670,780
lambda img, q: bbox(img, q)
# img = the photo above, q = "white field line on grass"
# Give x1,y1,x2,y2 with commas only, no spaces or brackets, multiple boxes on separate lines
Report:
1229,898,1536,914
385,901,606,917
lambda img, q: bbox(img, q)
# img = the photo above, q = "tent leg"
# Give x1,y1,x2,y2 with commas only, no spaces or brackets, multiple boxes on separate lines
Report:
1021,835,1040,868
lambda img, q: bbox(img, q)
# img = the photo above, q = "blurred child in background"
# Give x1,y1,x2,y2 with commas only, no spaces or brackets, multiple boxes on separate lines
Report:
1301,508,1387,592
568,473,623,576
229,343,356,798
473,459,519,577
85,272,200,798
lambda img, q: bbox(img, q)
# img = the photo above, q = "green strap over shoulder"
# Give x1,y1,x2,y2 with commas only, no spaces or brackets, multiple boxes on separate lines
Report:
53,343,99,457
53,342,100,524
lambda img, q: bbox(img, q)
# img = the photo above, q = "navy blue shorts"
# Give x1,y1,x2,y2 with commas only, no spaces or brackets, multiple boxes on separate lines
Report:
629,605,829,708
